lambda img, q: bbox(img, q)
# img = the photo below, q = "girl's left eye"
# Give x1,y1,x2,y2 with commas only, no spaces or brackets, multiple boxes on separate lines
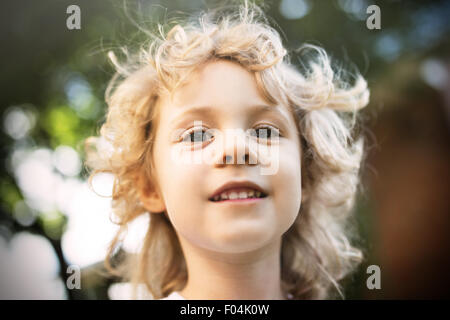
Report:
250,125,281,140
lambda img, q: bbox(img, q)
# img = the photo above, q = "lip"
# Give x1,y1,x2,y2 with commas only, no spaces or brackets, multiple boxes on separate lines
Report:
208,180,268,201
212,197,264,204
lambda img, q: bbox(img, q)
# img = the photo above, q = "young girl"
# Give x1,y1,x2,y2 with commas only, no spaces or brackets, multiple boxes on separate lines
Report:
85,0,369,300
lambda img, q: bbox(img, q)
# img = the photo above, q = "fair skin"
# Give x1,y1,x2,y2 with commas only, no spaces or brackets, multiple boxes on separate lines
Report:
140,59,302,300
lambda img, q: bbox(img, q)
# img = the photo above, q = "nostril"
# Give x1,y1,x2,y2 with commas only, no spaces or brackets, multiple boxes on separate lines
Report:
222,154,252,164
225,155,233,164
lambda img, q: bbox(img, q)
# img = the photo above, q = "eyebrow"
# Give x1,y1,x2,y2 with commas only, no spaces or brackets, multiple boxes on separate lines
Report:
172,104,290,125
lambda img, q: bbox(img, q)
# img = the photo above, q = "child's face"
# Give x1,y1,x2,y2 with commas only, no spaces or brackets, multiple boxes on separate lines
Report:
150,60,302,253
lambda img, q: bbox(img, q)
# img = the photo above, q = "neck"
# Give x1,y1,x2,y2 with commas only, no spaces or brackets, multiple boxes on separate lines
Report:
177,236,286,300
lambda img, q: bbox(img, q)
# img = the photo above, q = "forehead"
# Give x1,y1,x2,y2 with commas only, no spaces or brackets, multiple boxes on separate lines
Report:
155,59,297,131
162,59,270,108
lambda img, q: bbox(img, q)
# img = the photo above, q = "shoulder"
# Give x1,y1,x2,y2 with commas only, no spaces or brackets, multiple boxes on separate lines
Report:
159,291,186,300
108,282,153,300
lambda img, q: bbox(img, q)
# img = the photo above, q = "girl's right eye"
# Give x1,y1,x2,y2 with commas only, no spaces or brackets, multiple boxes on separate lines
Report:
180,128,214,144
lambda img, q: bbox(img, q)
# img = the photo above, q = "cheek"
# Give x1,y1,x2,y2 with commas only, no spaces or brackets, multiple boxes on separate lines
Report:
272,143,302,230
155,145,207,230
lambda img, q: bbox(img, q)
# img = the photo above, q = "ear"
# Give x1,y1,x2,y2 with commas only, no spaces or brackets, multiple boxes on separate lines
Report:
137,172,166,213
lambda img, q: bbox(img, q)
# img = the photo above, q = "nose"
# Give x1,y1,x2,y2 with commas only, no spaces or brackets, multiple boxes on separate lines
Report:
214,129,258,166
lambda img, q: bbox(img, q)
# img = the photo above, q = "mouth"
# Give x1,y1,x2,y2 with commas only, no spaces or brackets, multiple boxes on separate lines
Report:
208,181,268,203
209,187,268,202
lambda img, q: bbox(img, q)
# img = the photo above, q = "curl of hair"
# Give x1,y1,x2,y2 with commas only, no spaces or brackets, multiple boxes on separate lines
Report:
85,0,369,300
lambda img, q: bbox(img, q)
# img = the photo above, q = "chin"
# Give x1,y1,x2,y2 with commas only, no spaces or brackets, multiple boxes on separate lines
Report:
208,229,277,253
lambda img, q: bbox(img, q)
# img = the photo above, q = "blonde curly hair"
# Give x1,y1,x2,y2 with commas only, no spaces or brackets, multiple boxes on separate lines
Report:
85,0,369,300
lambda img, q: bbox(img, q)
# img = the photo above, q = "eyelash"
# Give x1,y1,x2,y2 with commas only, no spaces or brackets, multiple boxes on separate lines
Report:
180,127,214,144
179,125,282,144
251,125,281,140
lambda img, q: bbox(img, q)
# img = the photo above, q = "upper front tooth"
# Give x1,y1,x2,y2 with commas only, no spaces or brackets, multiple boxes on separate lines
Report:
229,192,238,200
217,189,262,200
239,191,248,199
